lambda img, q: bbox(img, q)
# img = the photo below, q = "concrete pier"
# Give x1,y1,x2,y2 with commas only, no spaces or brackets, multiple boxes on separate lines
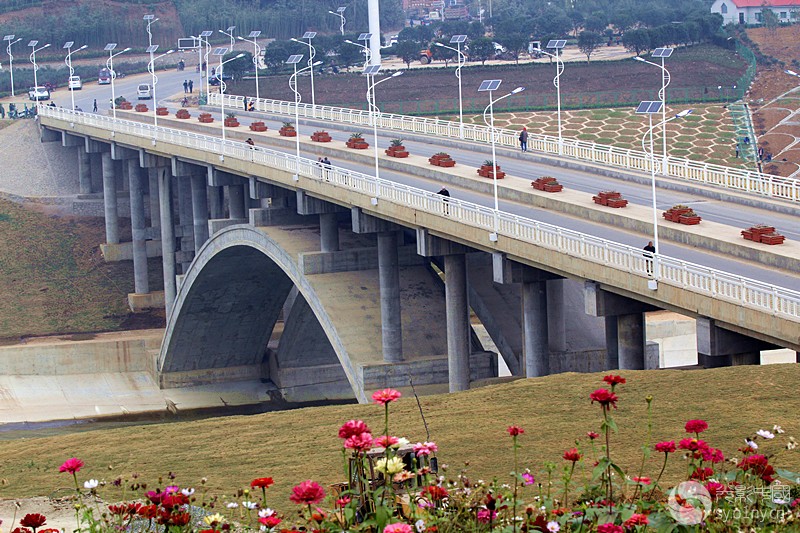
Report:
128,158,149,294
78,149,91,195
158,168,177,316
320,212,340,252
229,184,246,220
101,152,119,245
523,280,549,377
445,253,470,392
617,313,646,370
378,231,402,362
191,174,209,250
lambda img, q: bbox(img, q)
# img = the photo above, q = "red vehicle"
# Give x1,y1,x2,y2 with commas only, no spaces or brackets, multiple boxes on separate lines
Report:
98,67,111,85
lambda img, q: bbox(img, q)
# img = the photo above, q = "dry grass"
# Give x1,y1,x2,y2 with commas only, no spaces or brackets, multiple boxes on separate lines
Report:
1,365,798,512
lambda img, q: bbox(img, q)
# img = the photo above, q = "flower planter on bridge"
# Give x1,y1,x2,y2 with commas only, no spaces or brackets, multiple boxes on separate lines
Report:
532,176,563,193
592,190,628,208
311,130,332,142
175,109,191,119
741,225,785,245
250,121,268,132
198,112,214,123
156,107,169,116
429,153,456,167
224,118,240,127
346,135,369,149
118,101,133,110
279,126,297,137
477,163,505,179
663,205,701,225
134,104,148,113
385,144,409,158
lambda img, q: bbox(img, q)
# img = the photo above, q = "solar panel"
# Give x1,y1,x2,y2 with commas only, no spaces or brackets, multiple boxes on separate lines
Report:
248,30,262,38
226,26,236,32
478,79,502,92
450,34,467,44
4,35,15,41
28,40,38,47
547,39,566,49
302,31,317,39
358,33,372,41
63,41,74,49
200,30,213,37
146,45,159,53
104,43,116,51
143,14,155,21
652,47,673,58
635,101,663,114
286,54,304,64
363,64,381,75
337,6,346,12
212,47,228,56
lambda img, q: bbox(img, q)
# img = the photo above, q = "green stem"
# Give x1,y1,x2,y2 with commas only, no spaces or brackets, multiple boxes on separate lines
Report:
512,435,519,533
603,406,613,508
563,461,576,507
648,453,669,500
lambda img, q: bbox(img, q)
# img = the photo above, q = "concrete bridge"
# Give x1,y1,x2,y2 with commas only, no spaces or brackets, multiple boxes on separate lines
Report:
36,105,800,403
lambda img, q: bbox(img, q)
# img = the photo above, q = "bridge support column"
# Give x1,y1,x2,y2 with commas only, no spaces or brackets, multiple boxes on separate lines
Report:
209,186,224,220
697,318,774,367
378,231,403,362
177,176,194,273
158,167,177,316
547,279,566,352
229,184,246,220
148,168,160,229
585,281,660,370
191,174,209,250
101,152,119,245
127,158,149,294
320,213,340,252
78,149,92,195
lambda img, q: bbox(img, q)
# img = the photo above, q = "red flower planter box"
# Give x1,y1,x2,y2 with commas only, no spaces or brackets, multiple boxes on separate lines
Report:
429,153,456,167
156,107,169,116
135,104,148,113
224,118,240,127
346,138,369,149
279,127,297,137
742,225,785,245
385,145,409,158
311,131,332,142
250,122,268,132
198,113,214,123
592,190,627,208
176,109,191,119
477,165,505,179
532,176,563,192
663,206,700,224
118,102,133,110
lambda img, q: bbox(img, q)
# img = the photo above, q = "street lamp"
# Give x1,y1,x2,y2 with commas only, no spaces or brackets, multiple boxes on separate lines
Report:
479,79,525,241
345,33,373,120
28,40,51,94
329,7,347,36
144,14,159,108
291,32,318,106
219,26,236,52
213,48,246,160
195,31,213,99
634,47,673,173
539,39,566,154
147,45,174,129
238,30,263,101
4,35,22,97
364,66,404,183
63,42,87,111
434,35,467,138
105,43,131,120
286,53,305,177
636,101,692,289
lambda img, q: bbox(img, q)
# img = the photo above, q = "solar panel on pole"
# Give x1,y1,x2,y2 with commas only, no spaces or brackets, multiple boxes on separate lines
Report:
358,33,372,41
652,47,673,58
286,54,304,64
28,40,39,47
212,47,228,57
302,32,317,39
248,31,261,38
199,31,213,38
146,45,159,54
478,79,502,92
547,39,566,49
363,64,381,75
104,43,116,51
450,34,467,44
635,100,663,114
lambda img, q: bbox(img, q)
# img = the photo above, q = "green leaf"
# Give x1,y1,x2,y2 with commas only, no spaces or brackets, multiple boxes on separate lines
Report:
776,468,800,483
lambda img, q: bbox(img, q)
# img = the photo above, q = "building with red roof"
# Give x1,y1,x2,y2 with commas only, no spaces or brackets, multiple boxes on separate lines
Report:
711,0,800,25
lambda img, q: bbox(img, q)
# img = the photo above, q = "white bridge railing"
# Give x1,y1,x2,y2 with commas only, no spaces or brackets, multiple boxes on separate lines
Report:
210,93,800,205
38,106,800,323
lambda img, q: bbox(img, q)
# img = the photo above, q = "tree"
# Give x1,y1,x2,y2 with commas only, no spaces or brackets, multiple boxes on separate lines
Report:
585,12,608,33
468,37,495,65
622,28,651,56
568,9,585,37
395,40,422,69
430,39,457,66
536,5,573,38
336,42,365,70
222,52,253,81
578,31,604,63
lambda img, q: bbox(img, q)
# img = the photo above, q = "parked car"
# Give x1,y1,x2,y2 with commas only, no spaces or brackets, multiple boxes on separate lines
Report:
68,75,82,90
28,86,50,101
137,84,152,100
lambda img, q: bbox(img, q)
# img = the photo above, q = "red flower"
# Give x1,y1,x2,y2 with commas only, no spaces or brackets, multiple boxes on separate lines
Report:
20,514,47,530
705,481,728,500
372,388,401,405
251,477,274,489
335,497,351,508
589,388,619,409
344,432,374,452
685,419,709,434
58,457,84,474
623,514,648,527
654,440,676,453
375,435,400,448
161,493,189,509
384,524,413,533
597,523,623,533
562,448,582,462
338,420,370,439
507,425,524,437
476,509,497,523
632,476,651,485
137,504,158,519
259,516,282,528
310,508,327,522
108,503,142,517
738,454,776,483
289,480,325,505
678,438,709,452
12,528,32,533
701,447,725,463
587,431,600,440
421,485,449,501
602,375,626,387
690,467,714,481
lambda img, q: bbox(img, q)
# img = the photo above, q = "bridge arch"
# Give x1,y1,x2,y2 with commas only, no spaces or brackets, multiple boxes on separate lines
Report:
157,225,366,402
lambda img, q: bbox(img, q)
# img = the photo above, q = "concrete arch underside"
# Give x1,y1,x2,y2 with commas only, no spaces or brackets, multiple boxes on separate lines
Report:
158,224,496,403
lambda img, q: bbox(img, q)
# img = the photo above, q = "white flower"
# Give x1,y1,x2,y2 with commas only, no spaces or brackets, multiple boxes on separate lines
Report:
242,500,258,509
181,488,195,496
775,498,789,505
83,479,99,489
746,439,759,450
415,519,426,532
757,430,775,439
774,425,785,434
394,437,410,448
258,508,275,518
259,526,267,532
547,521,561,532
226,502,239,509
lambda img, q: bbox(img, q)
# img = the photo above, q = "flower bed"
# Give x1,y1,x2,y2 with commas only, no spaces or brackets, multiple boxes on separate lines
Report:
118,101,133,110
593,190,628,208
477,162,505,179
279,126,297,137
385,145,409,158
175,109,191,119
224,118,240,127
198,112,213,123
311,130,332,142
663,205,701,225
249,121,268,132
346,135,369,149
742,225,786,245
156,107,169,116
134,104,148,113
532,176,563,192
429,153,456,167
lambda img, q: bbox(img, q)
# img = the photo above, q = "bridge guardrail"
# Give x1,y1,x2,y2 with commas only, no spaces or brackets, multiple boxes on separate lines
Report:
210,93,800,205
37,105,800,323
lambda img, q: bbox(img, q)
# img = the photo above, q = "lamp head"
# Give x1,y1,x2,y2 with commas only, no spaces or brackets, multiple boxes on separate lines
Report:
78,45,88,51
434,42,444,47
290,38,301,43
123,47,132,53
511,86,525,94
42,43,51,49
391,71,404,77
786,69,799,77
634,56,645,62
675,109,693,118
235,53,246,59
312,60,324,66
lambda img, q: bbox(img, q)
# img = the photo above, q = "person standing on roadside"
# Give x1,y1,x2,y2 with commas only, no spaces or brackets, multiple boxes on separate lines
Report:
183,80,189,93
519,126,528,152
188,80,194,93
436,185,450,215
643,240,656,275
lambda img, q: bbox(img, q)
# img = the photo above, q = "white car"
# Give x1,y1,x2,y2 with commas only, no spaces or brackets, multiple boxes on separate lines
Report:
68,75,82,90
137,84,152,100
28,86,50,101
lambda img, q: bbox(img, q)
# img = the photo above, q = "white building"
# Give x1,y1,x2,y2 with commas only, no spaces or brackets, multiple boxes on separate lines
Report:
711,0,800,25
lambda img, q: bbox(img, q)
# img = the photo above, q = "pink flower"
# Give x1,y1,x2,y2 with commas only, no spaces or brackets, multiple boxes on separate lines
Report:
522,472,535,485
597,523,623,533
289,480,325,505
678,438,709,452
685,419,709,434
507,425,524,436
259,515,281,528
589,388,618,409
338,420,371,439
413,441,438,456
623,514,648,527
690,467,714,481
701,447,725,463
562,448,582,462
59,457,84,474
344,432,374,452
587,431,600,440
477,509,497,523
384,523,413,533
374,435,399,448
705,481,728,500
372,388,401,405
632,476,651,485
602,375,626,387
654,440,676,453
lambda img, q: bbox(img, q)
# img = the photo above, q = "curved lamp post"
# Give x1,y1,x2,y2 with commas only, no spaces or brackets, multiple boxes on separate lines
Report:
219,26,236,52
345,34,373,122
291,32,317,106
147,45,174,130
637,101,692,289
63,42,87,111
238,30,262,101
539,39,566,154
329,7,347,36
194,31,213,99
28,40,50,95
4,35,22,97
480,79,525,241
434,35,467,138
634,47,673,174
365,66,404,183
105,43,131,121
212,48,245,160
